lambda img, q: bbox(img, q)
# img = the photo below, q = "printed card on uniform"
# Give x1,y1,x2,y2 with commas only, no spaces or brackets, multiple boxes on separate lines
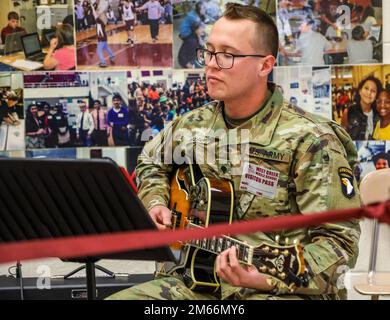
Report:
239,162,279,199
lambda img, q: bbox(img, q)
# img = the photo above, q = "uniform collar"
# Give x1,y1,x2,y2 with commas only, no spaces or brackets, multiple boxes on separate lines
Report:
215,83,284,146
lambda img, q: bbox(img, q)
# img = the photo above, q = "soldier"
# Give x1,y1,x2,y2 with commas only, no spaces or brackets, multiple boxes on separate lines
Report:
108,3,361,300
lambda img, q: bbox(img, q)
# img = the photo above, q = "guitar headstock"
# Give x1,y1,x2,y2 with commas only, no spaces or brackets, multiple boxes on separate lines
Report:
252,239,308,291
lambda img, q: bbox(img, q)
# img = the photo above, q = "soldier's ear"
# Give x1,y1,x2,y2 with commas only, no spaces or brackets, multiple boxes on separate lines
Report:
257,55,276,78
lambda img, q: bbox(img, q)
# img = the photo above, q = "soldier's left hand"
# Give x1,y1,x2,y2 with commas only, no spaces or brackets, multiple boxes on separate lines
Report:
216,246,274,291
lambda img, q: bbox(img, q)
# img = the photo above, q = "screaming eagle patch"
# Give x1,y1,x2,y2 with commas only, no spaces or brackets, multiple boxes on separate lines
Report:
338,167,355,198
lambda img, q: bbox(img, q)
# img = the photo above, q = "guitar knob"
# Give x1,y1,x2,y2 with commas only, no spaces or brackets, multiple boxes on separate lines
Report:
199,200,205,206
271,249,279,255
259,266,267,273
263,246,270,253
284,237,289,244
282,250,289,257
269,268,277,276
293,239,300,245
275,235,280,243
278,272,286,280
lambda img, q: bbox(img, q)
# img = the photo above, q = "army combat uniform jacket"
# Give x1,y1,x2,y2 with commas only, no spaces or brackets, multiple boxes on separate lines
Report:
136,84,361,300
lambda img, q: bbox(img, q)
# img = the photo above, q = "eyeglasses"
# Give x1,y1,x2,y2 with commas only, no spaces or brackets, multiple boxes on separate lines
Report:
196,48,267,69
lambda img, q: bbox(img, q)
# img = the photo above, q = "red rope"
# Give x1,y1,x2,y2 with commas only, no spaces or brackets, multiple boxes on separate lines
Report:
0,201,389,264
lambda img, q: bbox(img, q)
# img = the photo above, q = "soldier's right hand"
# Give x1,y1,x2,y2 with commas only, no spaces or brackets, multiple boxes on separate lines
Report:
149,205,172,230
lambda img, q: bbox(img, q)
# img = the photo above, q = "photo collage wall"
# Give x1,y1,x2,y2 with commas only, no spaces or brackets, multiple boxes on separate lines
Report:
0,0,388,181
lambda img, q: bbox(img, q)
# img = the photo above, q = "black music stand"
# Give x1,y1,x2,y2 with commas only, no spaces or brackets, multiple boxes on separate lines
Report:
0,158,176,300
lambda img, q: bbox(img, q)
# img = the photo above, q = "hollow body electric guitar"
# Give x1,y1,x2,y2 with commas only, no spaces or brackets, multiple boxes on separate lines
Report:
168,164,309,293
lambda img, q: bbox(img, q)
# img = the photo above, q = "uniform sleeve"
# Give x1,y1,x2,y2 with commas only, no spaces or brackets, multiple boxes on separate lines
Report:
136,119,177,211
282,133,361,296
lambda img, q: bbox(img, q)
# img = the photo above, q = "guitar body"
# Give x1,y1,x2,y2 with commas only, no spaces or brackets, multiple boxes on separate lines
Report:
167,164,308,292
169,164,234,291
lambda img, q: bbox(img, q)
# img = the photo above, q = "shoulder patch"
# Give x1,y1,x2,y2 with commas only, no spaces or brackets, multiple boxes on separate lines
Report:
338,167,355,198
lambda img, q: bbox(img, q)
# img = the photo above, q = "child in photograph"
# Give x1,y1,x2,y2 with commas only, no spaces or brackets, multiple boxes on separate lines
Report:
122,0,137,46
92,3,115,68
75,1,87,31
48,104,71,148
373,89,390,140
0,92,20,126
43,24,76,70
178,1,207,68
107,94,129,146
295,18,332,65
90,99,109,146
1,11,26,44
25,104,45,149
75,102,94,147
347,25,374,64
372,152,390,170
106,5,118,24
341,76,382,140
138,0,164,43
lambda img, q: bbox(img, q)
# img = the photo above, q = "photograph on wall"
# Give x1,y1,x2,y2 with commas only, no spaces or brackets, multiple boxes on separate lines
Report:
23,70,130,149
273,65,332,119
354,140,390,184
75,0,173,70
0,1,75,71
127,68,209,146
173,0,276,69
277,0,383,66
0,73,25,152
332,64,390,141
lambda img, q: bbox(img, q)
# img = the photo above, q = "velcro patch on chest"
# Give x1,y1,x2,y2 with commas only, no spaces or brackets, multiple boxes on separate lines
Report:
248,145,291,163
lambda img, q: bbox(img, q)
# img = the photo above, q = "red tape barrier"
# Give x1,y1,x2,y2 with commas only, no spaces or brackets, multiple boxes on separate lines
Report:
0,201,389,264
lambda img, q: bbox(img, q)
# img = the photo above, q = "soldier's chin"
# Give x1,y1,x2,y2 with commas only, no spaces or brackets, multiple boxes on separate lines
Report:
208,89,225,101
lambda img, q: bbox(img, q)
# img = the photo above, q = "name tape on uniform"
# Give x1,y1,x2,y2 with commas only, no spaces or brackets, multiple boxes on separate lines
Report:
239,162,279,199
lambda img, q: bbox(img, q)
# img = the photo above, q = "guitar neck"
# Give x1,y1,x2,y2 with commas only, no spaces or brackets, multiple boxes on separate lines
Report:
187,223,254,265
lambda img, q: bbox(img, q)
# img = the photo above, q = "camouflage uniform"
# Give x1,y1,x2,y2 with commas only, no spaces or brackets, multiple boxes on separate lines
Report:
107,84,361,300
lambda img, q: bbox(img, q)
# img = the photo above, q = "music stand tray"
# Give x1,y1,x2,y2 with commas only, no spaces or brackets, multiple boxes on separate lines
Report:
0,158,176,299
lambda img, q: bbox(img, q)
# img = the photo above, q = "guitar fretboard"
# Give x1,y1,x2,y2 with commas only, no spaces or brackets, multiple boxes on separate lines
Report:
188,234,253,265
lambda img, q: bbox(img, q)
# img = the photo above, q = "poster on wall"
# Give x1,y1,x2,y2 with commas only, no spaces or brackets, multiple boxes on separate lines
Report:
273,65,332,119
277,0,383,66
75,0,173,69
173,0,275,69
354,140,390,183
0,73,25,152
332,64,390,141
23,71,129,149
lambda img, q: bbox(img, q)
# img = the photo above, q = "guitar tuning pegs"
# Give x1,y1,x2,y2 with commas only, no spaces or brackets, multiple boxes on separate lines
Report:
284,237,289,245
271,249,279,255
263,246,270,253
275,235,280,243
282,249,289,257
278,272,286,280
